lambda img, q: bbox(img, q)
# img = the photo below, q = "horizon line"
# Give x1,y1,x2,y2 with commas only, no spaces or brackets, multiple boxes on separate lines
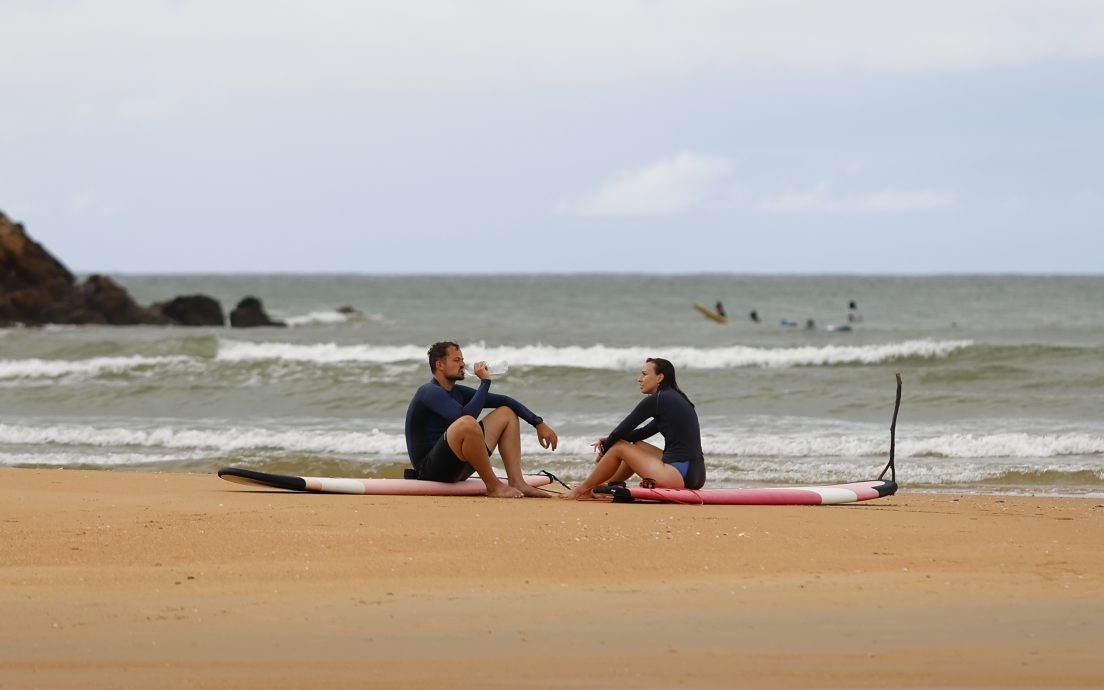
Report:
73,269,1104,279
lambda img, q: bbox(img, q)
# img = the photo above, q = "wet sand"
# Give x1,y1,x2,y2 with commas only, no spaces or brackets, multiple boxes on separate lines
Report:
1,468,1102,689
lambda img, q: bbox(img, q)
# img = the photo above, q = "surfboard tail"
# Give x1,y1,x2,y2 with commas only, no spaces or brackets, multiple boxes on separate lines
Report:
218,467,307,491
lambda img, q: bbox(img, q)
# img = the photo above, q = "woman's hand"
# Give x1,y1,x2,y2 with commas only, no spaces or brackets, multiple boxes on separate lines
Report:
591,437,608,461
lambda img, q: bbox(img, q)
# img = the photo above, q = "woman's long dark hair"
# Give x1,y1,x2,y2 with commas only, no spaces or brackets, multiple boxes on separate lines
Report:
646,357,694,407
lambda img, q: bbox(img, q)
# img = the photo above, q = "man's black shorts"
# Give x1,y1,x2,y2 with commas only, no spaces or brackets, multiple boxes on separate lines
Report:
414,421,486,483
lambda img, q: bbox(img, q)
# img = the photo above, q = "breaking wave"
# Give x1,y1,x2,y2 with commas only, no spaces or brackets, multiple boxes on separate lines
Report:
213,339,973,369
0,355,193,381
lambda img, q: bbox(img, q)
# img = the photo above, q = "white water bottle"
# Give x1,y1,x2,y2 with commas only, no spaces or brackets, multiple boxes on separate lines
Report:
468,359,509,377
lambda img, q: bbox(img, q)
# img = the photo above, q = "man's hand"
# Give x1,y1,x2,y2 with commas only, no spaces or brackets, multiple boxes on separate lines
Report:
473,361,490,380
535,422,558,451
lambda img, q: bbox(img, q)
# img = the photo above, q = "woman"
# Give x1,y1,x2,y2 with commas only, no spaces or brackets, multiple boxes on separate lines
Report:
561,358,705,499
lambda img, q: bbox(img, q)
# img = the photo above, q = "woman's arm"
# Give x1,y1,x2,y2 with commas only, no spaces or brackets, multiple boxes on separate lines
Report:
602,395,659,451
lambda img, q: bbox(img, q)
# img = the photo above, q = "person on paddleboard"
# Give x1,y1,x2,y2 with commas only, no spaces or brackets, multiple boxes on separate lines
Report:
561,357,705,499
404,341,558,498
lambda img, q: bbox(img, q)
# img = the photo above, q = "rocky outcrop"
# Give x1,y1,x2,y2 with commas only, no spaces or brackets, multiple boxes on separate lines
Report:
153,294,226,326
1,212,172,326
0,211,237,327
229,296,286,328
2,212,75,325
2,212,295,329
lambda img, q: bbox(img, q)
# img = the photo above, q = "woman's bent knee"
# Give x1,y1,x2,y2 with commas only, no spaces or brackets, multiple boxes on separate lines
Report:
606,440,631,454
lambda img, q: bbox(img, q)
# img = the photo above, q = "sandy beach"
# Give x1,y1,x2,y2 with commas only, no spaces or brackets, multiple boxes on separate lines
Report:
1,468,1101,689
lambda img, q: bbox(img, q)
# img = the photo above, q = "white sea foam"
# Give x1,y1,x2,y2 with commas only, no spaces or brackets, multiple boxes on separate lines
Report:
555,430,1104,466
897,433,1104,459
4,421,1098,465
214,339,973,369
477,340,974,370
216,340,426,364
0,355,193,381
698,432,1104,459
0,423,407,456
0,450,212,467
283,310,351,327
3,420,1102,492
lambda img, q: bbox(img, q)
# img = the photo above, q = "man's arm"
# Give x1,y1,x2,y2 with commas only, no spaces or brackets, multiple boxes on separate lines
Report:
483,390,543,427
484,390,558,450
420,381,491,422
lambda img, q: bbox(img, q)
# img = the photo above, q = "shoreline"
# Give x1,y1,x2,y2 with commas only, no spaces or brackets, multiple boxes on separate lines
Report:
2,467,1102,688
6,464,1103,500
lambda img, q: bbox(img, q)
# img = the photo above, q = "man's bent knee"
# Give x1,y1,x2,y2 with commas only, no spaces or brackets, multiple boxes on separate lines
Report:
488,407,519,424
449,416,482,436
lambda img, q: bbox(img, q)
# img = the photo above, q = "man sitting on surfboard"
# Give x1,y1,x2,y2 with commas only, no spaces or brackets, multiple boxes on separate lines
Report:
404,341,558,498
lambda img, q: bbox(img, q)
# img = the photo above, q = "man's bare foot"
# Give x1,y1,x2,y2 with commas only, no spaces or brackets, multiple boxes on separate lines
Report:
485,482,525,498
510,482,551,498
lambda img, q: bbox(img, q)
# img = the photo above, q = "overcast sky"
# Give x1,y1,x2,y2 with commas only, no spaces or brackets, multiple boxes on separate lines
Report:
2,1,1102,274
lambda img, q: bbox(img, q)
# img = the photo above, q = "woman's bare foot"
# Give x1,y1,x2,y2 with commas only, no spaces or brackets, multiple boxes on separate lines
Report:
558,486,595,500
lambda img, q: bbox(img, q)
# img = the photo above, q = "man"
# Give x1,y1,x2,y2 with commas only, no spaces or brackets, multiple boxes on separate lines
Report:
404,341,558,498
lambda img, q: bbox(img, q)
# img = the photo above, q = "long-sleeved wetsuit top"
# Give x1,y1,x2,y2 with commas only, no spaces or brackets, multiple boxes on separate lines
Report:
404,379,541,463
603,388,704,465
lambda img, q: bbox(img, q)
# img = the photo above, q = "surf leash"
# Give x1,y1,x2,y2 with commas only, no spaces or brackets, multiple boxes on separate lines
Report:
877,373,903,483
536,469,572,494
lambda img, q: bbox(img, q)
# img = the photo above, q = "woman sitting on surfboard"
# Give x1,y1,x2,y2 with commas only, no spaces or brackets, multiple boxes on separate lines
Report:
561,358,706,499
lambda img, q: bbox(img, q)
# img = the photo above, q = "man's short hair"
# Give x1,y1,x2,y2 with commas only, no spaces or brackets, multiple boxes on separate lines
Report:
427,341,460,374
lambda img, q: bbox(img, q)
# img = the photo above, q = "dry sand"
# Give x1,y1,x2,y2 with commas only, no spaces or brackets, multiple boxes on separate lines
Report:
1,468,1102,689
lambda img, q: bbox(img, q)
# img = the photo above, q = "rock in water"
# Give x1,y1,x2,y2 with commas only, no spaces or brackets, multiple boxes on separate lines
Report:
229,296,286,328
154,294,226,326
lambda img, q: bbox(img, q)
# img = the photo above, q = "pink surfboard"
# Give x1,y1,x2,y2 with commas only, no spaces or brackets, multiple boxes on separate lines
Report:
592,479,897,505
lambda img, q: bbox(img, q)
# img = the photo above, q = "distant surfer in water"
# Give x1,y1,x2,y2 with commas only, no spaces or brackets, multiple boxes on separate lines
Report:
404,341,558,498
561,358,705,499
848,300,863,324
714,301,727,318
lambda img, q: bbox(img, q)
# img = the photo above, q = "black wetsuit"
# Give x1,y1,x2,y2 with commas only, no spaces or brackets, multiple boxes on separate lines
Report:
603,388,706,490
404,378,541,481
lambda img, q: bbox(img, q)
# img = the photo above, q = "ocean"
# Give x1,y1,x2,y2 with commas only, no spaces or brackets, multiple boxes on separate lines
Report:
2,274,1102,497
